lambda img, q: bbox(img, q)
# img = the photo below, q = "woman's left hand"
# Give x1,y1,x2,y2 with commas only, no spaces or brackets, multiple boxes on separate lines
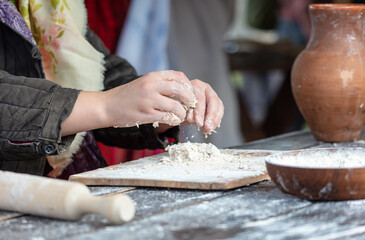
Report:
183,79,224,134
155,79,224,135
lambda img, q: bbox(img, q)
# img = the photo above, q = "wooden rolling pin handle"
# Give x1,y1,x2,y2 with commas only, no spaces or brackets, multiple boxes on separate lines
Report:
0,171,135,224
78,194,136,224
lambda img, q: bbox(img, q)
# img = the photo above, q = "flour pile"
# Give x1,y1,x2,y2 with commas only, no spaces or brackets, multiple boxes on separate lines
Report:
161,142,225,166
159,142,269,172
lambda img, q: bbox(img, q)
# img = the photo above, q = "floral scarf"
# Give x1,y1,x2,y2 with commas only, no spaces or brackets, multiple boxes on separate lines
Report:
18,0,105,90
17,0,105,177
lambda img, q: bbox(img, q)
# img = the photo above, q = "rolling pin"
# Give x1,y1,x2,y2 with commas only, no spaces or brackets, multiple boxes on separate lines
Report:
0,170,135,224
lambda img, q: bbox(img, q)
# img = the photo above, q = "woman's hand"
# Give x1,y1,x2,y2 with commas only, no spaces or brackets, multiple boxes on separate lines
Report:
61,71,197,136
103,70,197,128
183,79,224,134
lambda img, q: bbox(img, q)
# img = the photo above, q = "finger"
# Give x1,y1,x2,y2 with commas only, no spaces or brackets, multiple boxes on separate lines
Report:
155,71,197,108
153,94,187,122
159,79,197,109
186,109,195,124
203,88,224,133
158,70,192,86
149,110,184,126
192,84,206,127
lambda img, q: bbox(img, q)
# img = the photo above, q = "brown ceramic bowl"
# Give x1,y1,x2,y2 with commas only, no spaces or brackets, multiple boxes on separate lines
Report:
265,148,365,201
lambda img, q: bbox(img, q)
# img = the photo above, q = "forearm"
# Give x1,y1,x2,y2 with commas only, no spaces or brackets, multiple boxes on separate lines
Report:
61,89,177,137
60,91,109,136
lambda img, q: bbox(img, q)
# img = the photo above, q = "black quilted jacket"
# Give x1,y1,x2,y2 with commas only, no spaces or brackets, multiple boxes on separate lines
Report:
0,21,178,175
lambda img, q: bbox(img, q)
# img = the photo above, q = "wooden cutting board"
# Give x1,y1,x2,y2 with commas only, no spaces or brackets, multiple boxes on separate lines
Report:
70,149,279,190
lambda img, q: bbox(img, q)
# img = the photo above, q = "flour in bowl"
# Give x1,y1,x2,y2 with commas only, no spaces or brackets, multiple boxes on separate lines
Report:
266,148,365,168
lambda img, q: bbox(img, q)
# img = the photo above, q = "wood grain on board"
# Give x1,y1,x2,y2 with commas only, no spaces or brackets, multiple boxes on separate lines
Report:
70,150,279,190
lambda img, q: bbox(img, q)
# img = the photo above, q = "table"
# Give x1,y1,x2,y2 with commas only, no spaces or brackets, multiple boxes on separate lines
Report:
2,129,365,240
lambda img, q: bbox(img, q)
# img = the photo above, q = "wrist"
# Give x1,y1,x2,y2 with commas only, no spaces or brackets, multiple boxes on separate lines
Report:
96,90,114,128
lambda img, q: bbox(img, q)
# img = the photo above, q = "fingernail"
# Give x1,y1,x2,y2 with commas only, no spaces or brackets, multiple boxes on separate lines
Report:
205,118,214,130
196,115,204,126
187,109,194,122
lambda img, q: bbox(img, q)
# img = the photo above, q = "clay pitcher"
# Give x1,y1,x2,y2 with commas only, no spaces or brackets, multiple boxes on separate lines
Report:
291,4,365,142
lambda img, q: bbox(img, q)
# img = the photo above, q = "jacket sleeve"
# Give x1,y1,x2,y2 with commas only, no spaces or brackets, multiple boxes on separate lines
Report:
85,29,180,149
0,70,80,160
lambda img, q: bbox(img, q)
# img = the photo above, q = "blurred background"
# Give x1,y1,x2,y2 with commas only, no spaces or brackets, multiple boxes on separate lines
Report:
85,0,360,165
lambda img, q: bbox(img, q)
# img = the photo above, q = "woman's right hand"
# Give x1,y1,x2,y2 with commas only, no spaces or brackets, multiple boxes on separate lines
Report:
101,70,197,128
62,71,196,136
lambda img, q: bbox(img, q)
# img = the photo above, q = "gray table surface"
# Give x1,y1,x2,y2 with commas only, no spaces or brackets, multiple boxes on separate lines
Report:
2,129,365,240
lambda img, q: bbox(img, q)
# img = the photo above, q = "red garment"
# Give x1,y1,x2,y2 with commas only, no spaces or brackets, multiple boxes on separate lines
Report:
85,0,165,165
85,0,130,54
